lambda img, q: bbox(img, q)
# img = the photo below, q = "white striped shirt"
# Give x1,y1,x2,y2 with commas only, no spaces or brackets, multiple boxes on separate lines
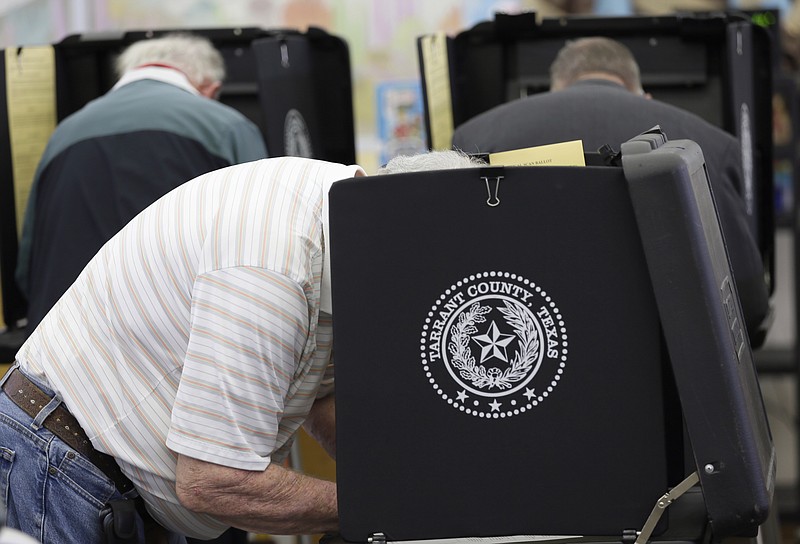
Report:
17,156,364,538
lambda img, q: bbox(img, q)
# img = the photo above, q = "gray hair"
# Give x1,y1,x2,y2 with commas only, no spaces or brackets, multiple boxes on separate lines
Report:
549,37,643,94
115,32,226,86
377,149,485,175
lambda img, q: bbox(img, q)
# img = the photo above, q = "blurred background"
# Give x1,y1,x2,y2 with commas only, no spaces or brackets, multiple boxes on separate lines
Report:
3,0,800,541
1,0,796,172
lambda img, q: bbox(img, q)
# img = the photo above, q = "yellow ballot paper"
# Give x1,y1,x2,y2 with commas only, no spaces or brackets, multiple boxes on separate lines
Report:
488,140,586,167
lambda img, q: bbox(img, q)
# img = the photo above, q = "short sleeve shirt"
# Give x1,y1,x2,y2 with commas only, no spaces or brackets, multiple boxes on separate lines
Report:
17,156,363,538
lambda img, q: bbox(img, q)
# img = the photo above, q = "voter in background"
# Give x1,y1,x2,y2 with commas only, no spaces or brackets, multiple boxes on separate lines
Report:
452,36,769,345
15,32,267,333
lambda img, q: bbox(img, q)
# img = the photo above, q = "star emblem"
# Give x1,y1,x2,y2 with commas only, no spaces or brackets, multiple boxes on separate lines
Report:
472,321,515,363
524,388,536,400
489,399,502,411
456,390,469,402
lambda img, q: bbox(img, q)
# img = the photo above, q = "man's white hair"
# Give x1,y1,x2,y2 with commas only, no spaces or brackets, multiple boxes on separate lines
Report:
377,149,485,175
115,32,226,86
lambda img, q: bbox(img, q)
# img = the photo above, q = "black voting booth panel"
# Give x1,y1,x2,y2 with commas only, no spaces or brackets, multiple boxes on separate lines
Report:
622,138,774,536
417,13,774,297
252,32,355,163
0,26,355,331
329,140,774,542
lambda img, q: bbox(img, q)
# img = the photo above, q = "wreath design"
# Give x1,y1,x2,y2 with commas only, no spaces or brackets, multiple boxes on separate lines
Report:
447,301,540,390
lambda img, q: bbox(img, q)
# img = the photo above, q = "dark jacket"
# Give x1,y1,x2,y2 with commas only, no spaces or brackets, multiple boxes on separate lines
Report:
452,79,769,341
17,77,267,331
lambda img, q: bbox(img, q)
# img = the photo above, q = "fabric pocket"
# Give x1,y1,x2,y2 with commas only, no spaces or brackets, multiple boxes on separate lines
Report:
0,446,15,520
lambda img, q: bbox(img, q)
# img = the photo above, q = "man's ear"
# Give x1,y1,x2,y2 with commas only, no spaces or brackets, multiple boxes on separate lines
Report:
197,81,222,99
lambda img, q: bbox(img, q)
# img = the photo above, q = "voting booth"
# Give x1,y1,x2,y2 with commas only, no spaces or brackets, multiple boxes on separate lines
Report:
328,133,775,543
417,12,774,300
0,26,355,344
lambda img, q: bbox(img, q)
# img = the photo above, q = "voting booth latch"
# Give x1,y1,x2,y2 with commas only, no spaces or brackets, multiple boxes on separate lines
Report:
482,175,503,207
276,36,290,68
634,471,700,544
599,143,622,167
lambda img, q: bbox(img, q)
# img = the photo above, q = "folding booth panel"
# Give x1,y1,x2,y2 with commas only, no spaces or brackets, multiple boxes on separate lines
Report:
329,140,773,542
331,163,676,541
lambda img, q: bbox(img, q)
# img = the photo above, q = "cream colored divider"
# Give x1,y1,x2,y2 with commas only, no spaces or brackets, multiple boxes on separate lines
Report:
2,45,57,330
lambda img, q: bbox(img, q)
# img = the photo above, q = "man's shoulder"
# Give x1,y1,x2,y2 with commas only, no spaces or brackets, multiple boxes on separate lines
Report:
563,84,736,143
200,93,253,121
457,83,627,126
635,95,729,131
454,92,548,135
116,80,257,130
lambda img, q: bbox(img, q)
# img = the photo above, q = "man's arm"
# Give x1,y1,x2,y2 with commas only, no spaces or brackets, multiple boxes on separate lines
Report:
303,394,336,459
175,454,337,535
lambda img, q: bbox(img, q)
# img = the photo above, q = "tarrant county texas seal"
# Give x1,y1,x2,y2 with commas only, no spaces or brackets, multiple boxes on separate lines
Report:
420,271,568,418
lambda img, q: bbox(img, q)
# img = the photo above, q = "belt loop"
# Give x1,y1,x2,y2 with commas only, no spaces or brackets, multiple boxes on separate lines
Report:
32,392,63,431
0,364,19,389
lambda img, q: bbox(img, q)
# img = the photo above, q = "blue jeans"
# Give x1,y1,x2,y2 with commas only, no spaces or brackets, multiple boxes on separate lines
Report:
0,366,140,543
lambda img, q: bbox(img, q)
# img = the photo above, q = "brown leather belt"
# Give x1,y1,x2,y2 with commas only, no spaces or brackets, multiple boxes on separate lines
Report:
2,368,134,493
